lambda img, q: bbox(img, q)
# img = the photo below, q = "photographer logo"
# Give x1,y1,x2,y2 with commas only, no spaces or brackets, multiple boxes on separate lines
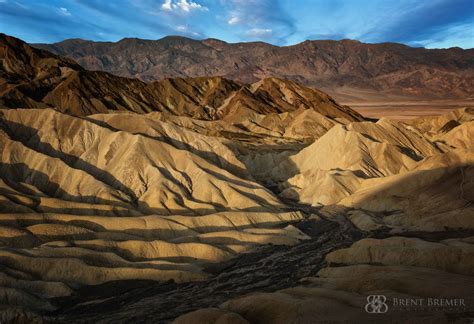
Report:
365,295,389,314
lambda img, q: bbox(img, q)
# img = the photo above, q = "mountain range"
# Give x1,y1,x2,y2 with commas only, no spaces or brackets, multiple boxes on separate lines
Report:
34,36,474,101
1,33,361,123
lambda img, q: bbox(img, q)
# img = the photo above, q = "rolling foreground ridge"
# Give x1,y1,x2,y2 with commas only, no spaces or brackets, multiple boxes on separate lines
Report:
0,33,473,322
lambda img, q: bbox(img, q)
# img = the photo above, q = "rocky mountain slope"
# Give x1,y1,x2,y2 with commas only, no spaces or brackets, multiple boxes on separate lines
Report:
0,33,473,322
34,36,474,100
2,34,363,123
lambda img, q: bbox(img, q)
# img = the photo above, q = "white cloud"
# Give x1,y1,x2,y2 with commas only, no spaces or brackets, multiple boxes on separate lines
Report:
161,0,172,10
59,7,71,16
161,0,208,13
174,24,202,37
15,1,28,9
178,0,207,12
223,0,295,44
246,28,273,37
228,16,240,25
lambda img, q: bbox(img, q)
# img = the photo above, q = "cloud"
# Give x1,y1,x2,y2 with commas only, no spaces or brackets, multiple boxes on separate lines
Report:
0,0,184,43
227,16,240,25
2,0,471,48
161,0,208,13
294,0,473,49
73,0,180,38
14,1,28,9
128,0,207,38
0,0,114,42
246,28,272,38
59,7,71,16
174,24,202,37
305,32,347,41
361,0,474,46
415,22,474,48
223,0,296,44
161,0,172,10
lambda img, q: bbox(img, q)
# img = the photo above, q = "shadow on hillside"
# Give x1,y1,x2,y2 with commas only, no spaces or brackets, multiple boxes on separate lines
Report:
280,161,473,218
0,161,301,219
0,116,298,216
46,160,474,322
1,110,473,322
0,162,135,209
82,115,251,179
0,118,139,204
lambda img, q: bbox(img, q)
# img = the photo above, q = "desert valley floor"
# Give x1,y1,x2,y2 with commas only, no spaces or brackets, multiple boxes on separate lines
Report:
0,33,473,323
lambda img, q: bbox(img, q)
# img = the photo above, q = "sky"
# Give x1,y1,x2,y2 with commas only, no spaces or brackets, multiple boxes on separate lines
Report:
0,0,473,48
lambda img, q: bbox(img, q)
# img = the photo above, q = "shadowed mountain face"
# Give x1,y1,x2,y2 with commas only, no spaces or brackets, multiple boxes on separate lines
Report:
1,34,364,122
34,36,474,100
1,33,474,322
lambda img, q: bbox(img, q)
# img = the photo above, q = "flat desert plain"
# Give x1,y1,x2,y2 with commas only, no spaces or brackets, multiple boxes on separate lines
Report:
346,99,474,120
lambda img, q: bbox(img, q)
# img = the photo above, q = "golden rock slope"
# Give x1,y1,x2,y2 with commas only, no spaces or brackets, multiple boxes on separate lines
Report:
1,105,472,322
0,108,310,319
175,108,474,324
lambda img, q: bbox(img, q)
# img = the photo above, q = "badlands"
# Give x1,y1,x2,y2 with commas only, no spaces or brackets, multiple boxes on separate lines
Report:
0,33,473,322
